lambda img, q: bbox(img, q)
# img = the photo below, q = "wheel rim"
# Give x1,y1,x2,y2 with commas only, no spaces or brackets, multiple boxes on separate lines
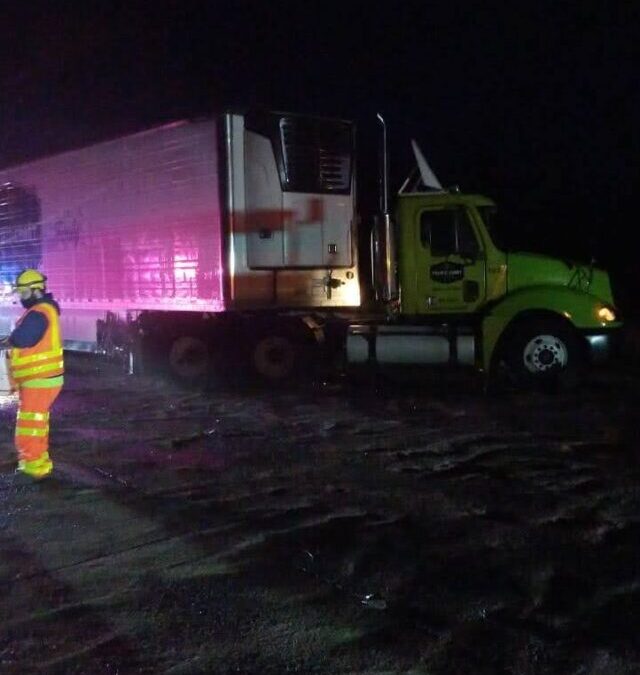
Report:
253,336,295,380
522,334,568,373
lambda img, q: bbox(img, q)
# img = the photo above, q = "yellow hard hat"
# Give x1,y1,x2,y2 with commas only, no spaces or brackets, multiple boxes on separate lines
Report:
15,268,47,291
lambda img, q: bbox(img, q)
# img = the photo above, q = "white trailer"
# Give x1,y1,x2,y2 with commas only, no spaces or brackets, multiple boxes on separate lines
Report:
0,111,360,380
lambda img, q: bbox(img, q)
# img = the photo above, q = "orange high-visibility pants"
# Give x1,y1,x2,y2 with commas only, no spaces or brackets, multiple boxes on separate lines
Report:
15,384,62,463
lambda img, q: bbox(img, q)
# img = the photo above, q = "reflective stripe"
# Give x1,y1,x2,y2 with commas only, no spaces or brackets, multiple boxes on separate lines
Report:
22,376,65,389
18,452,50,469
18,453,53,478
17,411,49,422
12,360,65,380
16,427,49,437
11,348,64,367
47,303,62,352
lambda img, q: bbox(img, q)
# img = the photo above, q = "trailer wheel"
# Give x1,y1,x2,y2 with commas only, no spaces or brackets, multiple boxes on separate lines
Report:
252,334,298,382
505,317,583,391
168,336,210,384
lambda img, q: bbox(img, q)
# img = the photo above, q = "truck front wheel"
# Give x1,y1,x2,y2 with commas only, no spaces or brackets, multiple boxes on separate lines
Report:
505,318,583,390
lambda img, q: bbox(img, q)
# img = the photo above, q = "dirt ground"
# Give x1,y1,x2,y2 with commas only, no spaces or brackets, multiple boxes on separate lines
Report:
1,355,639,674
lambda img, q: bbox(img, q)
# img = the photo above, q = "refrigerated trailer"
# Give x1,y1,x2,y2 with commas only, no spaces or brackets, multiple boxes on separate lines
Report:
0,112,362,380
0,109,621,388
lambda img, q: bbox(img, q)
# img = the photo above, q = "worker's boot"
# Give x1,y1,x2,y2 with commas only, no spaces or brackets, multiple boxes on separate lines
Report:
17,452,53,480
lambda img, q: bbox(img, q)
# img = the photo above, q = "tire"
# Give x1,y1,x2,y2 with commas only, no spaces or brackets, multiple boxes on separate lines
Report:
504,317,583,391
168,335,210,385
251,333,300,383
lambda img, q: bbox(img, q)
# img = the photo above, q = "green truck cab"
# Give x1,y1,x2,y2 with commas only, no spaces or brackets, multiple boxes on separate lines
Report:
348,184,620,389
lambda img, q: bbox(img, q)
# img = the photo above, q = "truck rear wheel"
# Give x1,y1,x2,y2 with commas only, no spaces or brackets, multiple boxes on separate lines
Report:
168,335,210,384
505,317,583,391
252,334,298,383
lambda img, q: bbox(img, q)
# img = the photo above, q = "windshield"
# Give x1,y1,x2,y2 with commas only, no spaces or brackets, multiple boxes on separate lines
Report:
477,204,601,264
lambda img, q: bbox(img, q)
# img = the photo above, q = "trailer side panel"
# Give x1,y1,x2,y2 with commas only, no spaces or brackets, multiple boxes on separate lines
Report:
0,120,225,347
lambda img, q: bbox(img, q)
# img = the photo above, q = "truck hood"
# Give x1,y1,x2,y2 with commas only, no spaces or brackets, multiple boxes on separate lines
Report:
507,252,615,305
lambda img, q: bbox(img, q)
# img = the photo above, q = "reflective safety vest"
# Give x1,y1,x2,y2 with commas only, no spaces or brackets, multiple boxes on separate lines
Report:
10,303,64,384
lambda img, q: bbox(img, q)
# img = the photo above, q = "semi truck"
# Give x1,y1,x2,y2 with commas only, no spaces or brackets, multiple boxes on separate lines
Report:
0,110,621,388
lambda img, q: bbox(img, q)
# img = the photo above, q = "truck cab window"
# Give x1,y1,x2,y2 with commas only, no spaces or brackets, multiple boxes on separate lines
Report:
476,205,508,250
420,208,478,257
420,210,456,255
457,217,480,259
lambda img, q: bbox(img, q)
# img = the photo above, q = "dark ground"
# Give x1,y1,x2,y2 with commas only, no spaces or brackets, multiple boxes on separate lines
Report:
1,350,639,674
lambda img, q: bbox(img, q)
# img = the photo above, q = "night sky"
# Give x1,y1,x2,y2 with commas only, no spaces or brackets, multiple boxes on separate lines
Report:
1,2,638,310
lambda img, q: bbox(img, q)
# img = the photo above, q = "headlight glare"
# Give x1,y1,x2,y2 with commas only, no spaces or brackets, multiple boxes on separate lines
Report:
597,306,616,323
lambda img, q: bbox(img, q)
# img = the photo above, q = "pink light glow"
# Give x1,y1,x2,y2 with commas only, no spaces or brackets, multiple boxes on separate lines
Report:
0,120,226,313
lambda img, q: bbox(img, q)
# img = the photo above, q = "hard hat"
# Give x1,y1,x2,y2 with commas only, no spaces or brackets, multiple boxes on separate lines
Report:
15,269,47,291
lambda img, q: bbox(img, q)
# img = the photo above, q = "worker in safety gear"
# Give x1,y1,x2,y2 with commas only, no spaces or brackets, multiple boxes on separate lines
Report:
0,269,64,480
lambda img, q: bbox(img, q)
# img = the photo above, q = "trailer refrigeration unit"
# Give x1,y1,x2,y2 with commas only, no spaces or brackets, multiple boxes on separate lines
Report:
0,110,621,388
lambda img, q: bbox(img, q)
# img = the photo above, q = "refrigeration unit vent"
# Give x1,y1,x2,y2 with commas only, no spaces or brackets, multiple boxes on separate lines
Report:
279,117,352,194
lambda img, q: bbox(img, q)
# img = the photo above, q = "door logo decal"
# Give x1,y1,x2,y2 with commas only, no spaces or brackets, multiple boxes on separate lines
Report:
430,261,464,284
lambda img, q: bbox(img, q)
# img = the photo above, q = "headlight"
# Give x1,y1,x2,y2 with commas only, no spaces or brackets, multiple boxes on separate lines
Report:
597,306,616,323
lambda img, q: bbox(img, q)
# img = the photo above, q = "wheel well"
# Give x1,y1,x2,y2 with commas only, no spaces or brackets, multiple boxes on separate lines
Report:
138,312,217,354
242,314,324,383
137,310,322,364
491,310,587,369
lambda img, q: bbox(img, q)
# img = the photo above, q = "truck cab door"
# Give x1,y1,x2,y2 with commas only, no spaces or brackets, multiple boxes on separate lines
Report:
415,206,486,314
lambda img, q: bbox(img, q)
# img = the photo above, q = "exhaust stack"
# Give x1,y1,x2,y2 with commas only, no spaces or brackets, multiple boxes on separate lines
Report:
371,114,398,304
